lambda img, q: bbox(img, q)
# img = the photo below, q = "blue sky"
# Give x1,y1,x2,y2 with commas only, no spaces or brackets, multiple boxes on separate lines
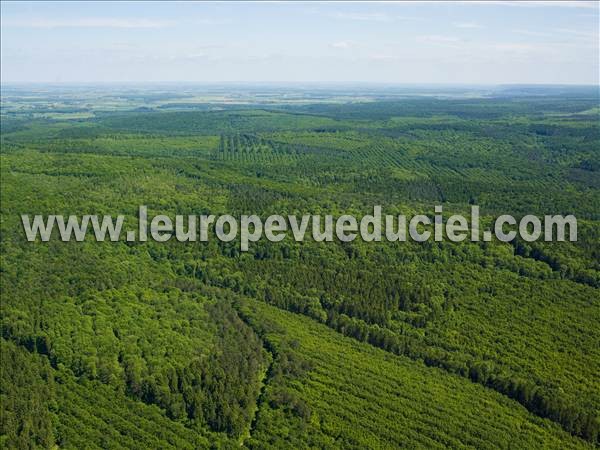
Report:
1,1,598,84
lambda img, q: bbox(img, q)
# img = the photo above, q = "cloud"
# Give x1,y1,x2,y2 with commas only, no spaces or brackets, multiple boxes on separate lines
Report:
417,35,462,44
453,22,483,29
368,54,401,62
492,43,538,53
459,1,598,8
510,27,598,46
329,12,420,22
554,28,599,39
511,29,551,37
330,41,354,49
2,17,175,28
331,12,393,22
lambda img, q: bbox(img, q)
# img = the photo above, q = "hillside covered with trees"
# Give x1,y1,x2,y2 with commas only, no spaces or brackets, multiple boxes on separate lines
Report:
1,86,599,448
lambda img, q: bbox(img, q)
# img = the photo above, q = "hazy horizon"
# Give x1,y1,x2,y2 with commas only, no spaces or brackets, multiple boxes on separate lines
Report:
2,81,599,87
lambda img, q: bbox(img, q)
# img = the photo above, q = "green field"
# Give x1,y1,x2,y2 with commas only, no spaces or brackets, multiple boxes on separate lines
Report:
1,85,599,448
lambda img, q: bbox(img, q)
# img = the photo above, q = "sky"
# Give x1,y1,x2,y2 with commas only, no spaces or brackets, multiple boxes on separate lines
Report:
1,1,598,85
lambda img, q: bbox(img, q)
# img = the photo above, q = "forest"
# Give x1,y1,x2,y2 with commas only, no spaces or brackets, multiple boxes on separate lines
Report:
1,85,599,448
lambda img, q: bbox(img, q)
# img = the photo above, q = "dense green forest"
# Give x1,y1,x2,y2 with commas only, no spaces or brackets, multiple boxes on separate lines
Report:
1,86,599,448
